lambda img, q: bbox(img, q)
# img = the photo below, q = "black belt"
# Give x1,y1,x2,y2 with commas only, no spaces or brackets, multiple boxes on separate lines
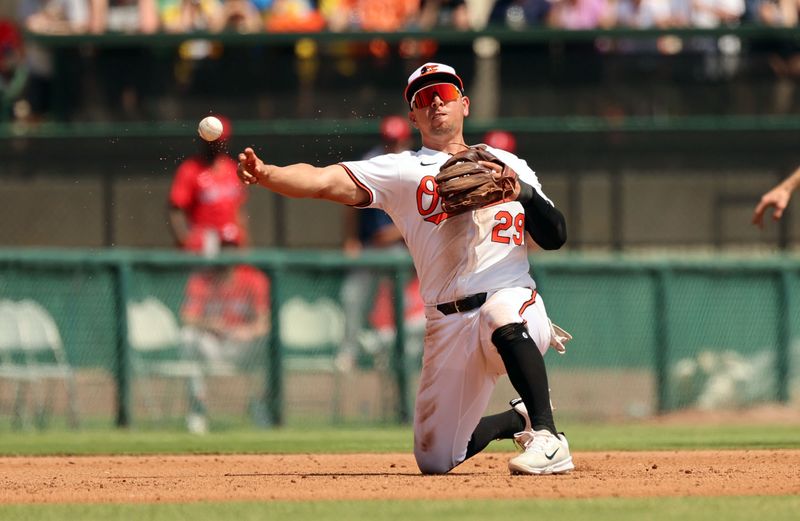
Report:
436,292,487,315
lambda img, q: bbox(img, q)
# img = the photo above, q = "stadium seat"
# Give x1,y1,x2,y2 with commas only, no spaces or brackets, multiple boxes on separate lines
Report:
0,299,79,429
127,297,204,423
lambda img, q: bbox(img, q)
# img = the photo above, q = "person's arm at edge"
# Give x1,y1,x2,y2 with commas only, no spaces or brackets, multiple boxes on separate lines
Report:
238,147,369,206
752,166,800,228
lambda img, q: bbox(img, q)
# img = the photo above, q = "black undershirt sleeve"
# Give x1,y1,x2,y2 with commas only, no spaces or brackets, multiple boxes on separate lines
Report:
516,180,567,250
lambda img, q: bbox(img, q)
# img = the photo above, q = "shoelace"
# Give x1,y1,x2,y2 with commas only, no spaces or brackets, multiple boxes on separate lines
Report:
516,430,556,453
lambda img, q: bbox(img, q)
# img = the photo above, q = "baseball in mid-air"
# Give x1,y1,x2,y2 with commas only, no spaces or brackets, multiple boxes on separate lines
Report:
198,116,224,141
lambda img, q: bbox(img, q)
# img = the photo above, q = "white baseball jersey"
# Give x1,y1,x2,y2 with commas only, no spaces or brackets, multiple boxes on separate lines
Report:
340,145,554,306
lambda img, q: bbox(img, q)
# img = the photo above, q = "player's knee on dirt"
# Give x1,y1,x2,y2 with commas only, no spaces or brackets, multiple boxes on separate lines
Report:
414,448,457,475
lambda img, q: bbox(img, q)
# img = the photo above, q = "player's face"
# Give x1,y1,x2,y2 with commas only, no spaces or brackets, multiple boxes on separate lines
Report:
409,83,469,137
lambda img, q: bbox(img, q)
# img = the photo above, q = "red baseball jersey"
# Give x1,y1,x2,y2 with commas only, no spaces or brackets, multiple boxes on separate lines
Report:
182,265,270,327
169,155,247,250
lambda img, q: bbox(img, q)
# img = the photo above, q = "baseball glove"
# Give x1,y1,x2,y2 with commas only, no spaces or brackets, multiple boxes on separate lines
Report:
435,145,518,215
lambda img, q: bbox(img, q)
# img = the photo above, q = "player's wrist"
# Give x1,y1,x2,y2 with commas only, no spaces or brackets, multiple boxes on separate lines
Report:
516,181,534,204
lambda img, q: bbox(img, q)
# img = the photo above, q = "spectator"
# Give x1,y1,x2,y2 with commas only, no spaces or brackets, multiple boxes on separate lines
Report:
356,0,419,31
89,0,159,33
318,0,356,31
22,0,92,34
0,19,27,121
159,0,224,33
264,0,325,32
755,0,798,26
488,0,552,28
687,0,746,79
606,0,673,27
601,0,676,53
338,115,414,371
180,247,270,433
547,0,610,29
761,0,800,94
416,0,470,29
219,0,262,32
667,0,693,26
690,0,746,27
89,1,160,118
168,116,250,255
18,1,90,121
249,0,274,11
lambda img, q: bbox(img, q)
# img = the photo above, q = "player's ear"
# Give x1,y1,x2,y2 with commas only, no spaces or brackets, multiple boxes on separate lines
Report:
408,111,418,128
461,96,470,117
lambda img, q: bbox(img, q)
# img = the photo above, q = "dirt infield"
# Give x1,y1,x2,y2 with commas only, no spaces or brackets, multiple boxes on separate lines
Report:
2,450,799,504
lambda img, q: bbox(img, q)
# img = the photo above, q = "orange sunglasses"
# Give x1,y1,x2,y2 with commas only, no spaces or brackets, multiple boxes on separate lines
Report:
411,82,462,109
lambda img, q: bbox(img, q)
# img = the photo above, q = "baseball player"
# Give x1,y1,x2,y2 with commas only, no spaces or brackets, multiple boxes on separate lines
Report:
238,62,573,475
169,116,249,255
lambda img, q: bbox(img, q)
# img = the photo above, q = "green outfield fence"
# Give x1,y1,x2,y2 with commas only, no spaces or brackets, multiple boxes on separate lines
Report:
0,249,798,431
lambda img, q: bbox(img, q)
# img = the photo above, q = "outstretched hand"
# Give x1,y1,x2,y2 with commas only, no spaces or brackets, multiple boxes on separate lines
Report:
752,186,792,229
237,147,265,186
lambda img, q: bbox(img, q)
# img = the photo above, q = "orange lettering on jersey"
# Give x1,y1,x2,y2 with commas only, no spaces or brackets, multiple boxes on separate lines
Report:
416,175,440,216
424,211,453,225
491,210,525,244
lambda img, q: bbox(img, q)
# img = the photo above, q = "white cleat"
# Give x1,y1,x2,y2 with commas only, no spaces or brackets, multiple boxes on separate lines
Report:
508,429,574,475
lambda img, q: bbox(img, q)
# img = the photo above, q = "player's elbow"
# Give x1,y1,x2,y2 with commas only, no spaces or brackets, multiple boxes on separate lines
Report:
537,221,567,250
311,165,365,205
526,212,567,250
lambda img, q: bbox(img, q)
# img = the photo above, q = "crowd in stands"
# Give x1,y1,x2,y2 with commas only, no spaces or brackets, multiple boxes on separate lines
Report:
3,0,799,37
2,0,799,122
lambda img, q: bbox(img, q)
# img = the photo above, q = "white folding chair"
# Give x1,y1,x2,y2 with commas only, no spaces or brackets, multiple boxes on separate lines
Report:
0,299,31,427
9,300,79,428
280,296,345,372
127,297,203,422
280,297,347,421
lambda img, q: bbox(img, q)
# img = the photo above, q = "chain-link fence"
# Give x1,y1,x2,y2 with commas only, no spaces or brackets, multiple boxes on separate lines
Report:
1,250,797,431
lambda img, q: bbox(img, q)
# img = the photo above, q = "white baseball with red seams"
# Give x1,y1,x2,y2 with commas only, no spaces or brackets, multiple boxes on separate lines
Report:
341,144,559,472
198,116,224,141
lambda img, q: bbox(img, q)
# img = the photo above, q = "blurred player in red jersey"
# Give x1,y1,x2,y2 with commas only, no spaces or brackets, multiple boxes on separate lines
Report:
180,243,270,433
168,115,249,255
482,129,517,154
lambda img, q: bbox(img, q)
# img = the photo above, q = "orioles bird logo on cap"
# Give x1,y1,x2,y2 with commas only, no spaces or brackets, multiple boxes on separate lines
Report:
420,65,438,75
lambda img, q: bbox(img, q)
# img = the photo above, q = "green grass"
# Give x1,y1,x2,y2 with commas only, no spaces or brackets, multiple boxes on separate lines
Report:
0,497,799,521
0,422,798,456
